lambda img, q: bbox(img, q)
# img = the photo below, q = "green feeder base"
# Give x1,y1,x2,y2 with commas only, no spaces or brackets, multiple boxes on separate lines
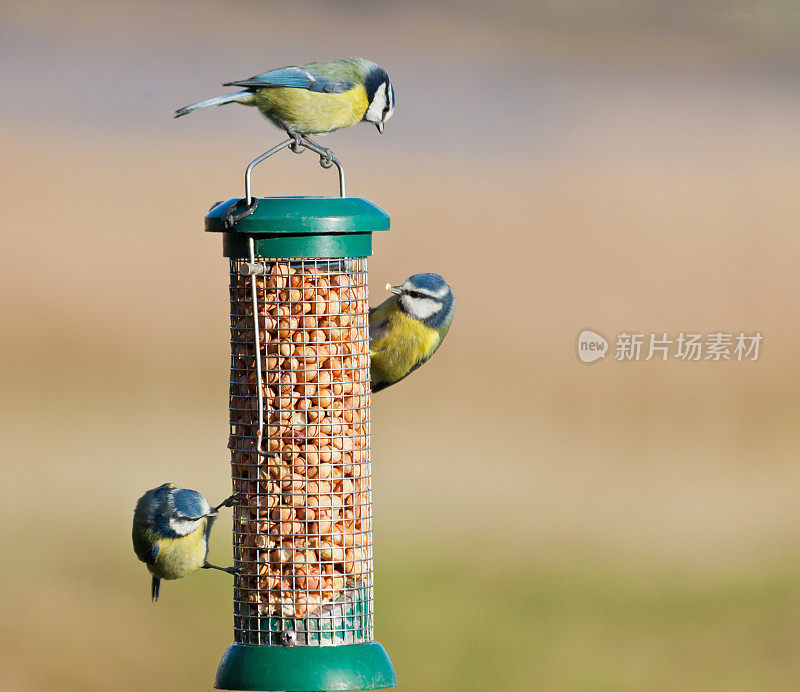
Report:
215,642,397,691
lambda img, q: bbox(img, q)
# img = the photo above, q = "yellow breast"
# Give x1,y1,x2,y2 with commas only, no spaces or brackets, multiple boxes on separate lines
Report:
371,309,440,386
255,85,369,134
150,522,208,581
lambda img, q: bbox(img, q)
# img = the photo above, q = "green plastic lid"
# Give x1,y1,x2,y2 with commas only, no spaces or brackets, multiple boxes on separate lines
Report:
215,642,397,691
206,196,390,259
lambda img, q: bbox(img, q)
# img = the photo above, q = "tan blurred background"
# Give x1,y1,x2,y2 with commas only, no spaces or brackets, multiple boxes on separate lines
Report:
3,1,800,689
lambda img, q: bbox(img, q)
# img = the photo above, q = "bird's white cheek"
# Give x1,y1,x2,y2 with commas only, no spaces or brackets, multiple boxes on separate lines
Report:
405,298,439,321
364,100,382,123
365,84,388,123
169,517,203,536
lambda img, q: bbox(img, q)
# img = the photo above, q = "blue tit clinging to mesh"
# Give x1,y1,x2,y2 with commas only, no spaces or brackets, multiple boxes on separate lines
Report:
132,483,239,602
174,58,395,137
369,273,455,393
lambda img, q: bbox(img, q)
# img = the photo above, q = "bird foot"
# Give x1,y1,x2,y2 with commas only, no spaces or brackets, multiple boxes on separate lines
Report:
288,133,304,153
212,492,243,512
203,561,241,577
318,149,334,169
299,135,334,167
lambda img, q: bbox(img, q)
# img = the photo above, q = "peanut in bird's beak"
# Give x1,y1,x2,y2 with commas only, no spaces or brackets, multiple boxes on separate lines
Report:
385,283,402,295
376,121,384,134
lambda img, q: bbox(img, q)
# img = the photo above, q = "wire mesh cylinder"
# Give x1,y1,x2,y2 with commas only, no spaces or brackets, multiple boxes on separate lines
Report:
229,258,372,647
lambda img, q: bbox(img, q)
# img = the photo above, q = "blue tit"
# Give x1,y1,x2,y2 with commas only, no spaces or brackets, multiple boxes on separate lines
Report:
132,483,239,602
369,273,455,393
175,57,395,137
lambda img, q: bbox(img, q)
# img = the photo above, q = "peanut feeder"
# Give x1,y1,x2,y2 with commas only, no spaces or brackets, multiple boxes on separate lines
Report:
207,140,395,691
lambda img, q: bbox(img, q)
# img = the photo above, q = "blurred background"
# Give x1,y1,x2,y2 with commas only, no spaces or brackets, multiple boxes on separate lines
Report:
3,1,800,689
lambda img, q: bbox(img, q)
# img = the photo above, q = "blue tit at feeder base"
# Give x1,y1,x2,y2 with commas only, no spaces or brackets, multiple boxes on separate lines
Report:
132,483,239,602
175,57,395,138
369,273,455,393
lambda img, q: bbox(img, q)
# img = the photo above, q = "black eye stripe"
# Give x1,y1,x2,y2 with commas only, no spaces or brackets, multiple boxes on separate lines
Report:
381,82,392,115
406,290,442,301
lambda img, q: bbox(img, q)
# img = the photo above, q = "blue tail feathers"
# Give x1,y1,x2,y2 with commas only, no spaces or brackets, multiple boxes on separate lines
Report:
174,91,250,118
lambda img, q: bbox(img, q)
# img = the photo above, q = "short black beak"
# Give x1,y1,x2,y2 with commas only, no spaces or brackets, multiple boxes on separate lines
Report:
376,122,384,134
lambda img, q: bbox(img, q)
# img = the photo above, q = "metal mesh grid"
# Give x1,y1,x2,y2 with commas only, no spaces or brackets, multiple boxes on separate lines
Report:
228,258,373,646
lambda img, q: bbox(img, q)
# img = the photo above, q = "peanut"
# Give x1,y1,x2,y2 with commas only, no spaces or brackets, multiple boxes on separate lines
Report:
229,261,373,617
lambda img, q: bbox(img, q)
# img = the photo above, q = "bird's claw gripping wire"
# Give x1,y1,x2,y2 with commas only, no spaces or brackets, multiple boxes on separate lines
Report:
289,133,304,153
288,134,332,167
299,135,335,168
212,492,243,512
318,148,334,169
203,561,240,577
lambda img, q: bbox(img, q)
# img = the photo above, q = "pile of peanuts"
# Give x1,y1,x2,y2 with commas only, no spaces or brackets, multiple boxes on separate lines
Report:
228,260,373,621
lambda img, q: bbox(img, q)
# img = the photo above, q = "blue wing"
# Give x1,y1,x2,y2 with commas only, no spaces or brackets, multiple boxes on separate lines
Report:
171,489,207,519
223,66,353,94
132,526,159,565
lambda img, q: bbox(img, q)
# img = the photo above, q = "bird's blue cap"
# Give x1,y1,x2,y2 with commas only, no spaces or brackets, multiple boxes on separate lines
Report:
170,489,210,520
407,273,449,292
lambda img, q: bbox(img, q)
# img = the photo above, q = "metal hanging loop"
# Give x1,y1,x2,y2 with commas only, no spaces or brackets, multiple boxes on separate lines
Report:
224,137,345,227
243,136,346,206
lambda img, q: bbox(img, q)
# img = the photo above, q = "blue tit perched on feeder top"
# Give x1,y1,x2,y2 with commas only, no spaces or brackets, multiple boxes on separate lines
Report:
132,483,238,602
369,273,455,393
175,57,395,136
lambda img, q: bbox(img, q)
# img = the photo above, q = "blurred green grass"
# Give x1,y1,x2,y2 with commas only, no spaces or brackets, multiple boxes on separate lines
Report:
382,552,800,691
3,536,799,691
